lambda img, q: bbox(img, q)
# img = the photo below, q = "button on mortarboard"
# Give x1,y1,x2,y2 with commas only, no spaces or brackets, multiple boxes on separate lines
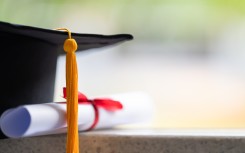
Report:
0,21,133,138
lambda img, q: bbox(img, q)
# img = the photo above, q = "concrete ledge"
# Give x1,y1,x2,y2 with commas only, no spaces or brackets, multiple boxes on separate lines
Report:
1,129,245,153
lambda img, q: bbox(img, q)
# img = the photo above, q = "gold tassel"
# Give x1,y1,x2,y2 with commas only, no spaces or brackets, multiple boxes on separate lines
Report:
56,28,79,153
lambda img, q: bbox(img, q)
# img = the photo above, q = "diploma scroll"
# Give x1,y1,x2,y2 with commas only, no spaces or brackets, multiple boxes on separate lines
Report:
0,92,154,138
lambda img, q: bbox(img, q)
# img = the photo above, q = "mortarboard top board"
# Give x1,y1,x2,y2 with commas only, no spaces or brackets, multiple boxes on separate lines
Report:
0,21,133,53
0,21,133,138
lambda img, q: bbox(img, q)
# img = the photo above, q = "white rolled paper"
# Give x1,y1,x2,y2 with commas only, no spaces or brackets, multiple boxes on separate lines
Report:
0,92,154,138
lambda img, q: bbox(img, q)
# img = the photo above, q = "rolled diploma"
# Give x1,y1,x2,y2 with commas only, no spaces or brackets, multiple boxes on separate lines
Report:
0,92,154,138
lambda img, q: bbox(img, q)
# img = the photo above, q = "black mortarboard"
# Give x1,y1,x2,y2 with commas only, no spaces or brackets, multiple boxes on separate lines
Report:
0,21,133,138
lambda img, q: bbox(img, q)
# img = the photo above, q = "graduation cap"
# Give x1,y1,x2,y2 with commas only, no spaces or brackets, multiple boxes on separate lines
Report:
0,21,133,139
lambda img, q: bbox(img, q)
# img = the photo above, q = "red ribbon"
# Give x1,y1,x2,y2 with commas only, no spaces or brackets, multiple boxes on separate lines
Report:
63,87,123,130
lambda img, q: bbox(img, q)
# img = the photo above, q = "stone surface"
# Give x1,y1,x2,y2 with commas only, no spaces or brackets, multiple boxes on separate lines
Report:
1,129,245,153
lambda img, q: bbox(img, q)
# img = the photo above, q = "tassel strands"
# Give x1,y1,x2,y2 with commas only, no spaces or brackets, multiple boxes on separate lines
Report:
56,28,79,153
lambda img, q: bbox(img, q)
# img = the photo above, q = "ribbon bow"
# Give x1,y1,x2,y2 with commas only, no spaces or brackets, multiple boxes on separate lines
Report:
63,87,123,130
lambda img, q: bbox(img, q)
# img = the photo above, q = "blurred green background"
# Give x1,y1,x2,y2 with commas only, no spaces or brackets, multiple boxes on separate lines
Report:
2,0,245,40
2,0,245,128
